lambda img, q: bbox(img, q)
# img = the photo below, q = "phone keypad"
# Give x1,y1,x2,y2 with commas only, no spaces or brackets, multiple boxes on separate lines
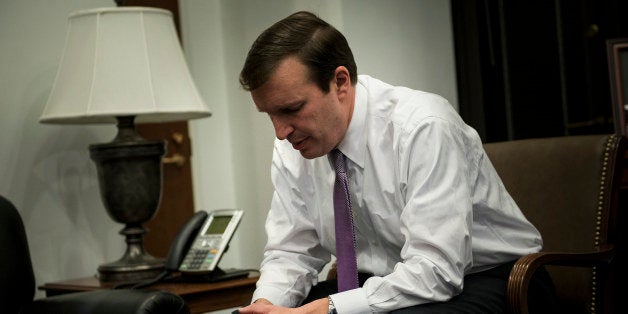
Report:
180,249,216,270
180,238,220,270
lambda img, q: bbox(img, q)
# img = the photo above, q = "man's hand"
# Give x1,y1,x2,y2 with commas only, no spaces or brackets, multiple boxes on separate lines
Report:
237,297,328,314
253,298,274,305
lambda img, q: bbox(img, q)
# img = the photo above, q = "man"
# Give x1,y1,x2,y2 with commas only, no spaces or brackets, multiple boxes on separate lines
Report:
237,11,552,314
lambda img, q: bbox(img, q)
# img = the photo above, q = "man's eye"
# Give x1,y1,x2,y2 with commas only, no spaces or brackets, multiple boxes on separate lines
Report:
282,103,303,113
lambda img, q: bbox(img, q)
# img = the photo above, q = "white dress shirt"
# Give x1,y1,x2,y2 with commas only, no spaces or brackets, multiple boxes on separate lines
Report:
252,75,542,313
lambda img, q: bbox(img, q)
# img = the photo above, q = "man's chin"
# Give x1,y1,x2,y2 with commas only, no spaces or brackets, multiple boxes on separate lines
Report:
298,148,324,159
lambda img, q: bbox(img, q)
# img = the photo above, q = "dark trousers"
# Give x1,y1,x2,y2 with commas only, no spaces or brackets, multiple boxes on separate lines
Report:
303,261,558,313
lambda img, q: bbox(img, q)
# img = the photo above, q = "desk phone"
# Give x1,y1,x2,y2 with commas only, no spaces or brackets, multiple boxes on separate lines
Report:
178,209,243,274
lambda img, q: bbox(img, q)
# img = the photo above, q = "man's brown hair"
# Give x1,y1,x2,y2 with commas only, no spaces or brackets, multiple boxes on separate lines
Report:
239,11,357,93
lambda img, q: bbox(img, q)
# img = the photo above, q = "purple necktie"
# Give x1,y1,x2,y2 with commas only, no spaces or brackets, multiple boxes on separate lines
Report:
331,149,359,292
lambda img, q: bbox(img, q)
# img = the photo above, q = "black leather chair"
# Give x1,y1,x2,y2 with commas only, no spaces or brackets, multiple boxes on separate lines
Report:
0,194,190,314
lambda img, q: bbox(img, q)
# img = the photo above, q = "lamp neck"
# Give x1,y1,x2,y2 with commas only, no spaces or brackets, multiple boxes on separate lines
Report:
114,116,144,142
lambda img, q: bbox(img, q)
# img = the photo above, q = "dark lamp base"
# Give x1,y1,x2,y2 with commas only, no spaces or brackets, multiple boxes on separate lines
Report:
98,255,165,282
89,115,167,282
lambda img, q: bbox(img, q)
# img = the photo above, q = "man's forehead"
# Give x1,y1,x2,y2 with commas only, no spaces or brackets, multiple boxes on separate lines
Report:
272,57,308,81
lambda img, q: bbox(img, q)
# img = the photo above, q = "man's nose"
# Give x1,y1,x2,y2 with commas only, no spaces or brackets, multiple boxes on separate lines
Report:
271,116,293,140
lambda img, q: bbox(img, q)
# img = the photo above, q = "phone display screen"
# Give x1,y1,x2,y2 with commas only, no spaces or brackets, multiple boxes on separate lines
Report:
205,215,232,235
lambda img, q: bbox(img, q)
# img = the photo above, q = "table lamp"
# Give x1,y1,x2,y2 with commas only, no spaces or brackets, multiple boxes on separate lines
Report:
39,7,211,282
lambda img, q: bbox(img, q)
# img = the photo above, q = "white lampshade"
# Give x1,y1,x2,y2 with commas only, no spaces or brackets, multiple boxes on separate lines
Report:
40,7,211,124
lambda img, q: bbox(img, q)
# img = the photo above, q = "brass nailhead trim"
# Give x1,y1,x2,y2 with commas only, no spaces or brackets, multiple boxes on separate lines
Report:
589,135,615,313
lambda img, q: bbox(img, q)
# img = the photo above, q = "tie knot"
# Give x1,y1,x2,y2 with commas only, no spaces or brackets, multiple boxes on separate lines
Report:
331,149,346,174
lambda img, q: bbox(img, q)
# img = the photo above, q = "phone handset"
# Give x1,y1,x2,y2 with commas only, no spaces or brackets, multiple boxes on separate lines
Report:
165,210,209,272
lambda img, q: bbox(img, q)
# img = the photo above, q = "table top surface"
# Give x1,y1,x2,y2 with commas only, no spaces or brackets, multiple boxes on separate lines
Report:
40,273,259,296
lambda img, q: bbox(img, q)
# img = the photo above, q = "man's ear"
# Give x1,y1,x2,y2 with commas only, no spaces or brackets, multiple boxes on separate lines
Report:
333,66,351,97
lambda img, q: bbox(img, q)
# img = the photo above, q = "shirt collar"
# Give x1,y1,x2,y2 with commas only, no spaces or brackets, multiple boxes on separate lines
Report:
337,78,367,168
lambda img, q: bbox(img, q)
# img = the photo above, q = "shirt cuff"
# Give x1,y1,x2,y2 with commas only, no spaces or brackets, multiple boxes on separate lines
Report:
252,285,293,307
330,288,370,314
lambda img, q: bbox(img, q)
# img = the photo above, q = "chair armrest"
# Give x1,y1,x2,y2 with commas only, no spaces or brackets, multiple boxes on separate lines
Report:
21,289,190,314
326,262,338,280
507,244,614,314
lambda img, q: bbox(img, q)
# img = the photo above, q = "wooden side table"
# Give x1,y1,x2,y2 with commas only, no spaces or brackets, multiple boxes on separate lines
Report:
40,274,259,314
